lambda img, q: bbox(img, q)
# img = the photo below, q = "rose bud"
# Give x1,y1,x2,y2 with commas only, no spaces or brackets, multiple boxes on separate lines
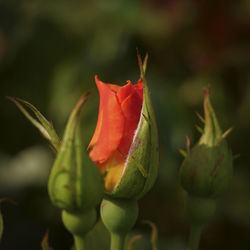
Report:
88,58,159,199
180,88,233,198
48,93,104,212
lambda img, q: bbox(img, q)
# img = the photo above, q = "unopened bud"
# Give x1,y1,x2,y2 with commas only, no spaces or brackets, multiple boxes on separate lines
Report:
180,88,233,198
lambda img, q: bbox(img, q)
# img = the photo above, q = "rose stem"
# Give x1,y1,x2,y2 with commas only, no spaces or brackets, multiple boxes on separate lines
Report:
187,225,203,250
74,235,86,250
110,233,126,250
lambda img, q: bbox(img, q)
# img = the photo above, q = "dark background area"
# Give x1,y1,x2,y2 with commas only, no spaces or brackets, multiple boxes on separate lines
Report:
0,0,250,249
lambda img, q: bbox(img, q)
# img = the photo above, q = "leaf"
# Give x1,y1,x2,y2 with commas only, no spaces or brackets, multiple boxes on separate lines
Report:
7,97,60,152
41,231,53,250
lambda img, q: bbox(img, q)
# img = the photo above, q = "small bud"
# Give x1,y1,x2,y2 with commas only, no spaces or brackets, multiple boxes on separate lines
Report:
180,88,233,198
48,93,104,212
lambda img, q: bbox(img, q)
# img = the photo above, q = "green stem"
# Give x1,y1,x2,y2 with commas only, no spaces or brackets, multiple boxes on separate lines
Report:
74,235,86,250
187,225,203,250
100,198,138,250
110,233,125,250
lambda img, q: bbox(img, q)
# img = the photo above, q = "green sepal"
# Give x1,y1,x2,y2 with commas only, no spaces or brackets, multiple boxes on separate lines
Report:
8,97,60,152
110,112,151,198
141,220,158,250
199,87,222,146
41,231,53,250
127,235,143,250
74,131,104,211
48,93,104,212
137,53,159,198
109,53,159,199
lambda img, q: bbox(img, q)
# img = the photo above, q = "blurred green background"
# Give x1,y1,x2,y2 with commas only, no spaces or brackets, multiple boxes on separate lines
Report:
0,0,250,249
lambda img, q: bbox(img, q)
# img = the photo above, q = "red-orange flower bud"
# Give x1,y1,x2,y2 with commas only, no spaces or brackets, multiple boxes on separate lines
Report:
88,76,143,192
88,54,159,199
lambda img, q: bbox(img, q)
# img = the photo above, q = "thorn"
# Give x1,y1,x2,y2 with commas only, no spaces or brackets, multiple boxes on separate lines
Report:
195,111,205,123
222,126,234,139
178,148,187,158
186,136,191,153
195,124,203,134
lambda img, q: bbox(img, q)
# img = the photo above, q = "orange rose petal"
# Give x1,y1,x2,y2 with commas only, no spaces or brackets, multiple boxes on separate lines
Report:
88,76,107,149
89,76,143,191
134,79,143,100
117,81,133,103
107,83,120,92
88,107,103,150
118,91,143,156
89,76,125,165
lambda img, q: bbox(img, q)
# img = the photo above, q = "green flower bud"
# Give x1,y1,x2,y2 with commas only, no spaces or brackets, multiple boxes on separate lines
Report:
48,94,104,212
180,88,233,198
